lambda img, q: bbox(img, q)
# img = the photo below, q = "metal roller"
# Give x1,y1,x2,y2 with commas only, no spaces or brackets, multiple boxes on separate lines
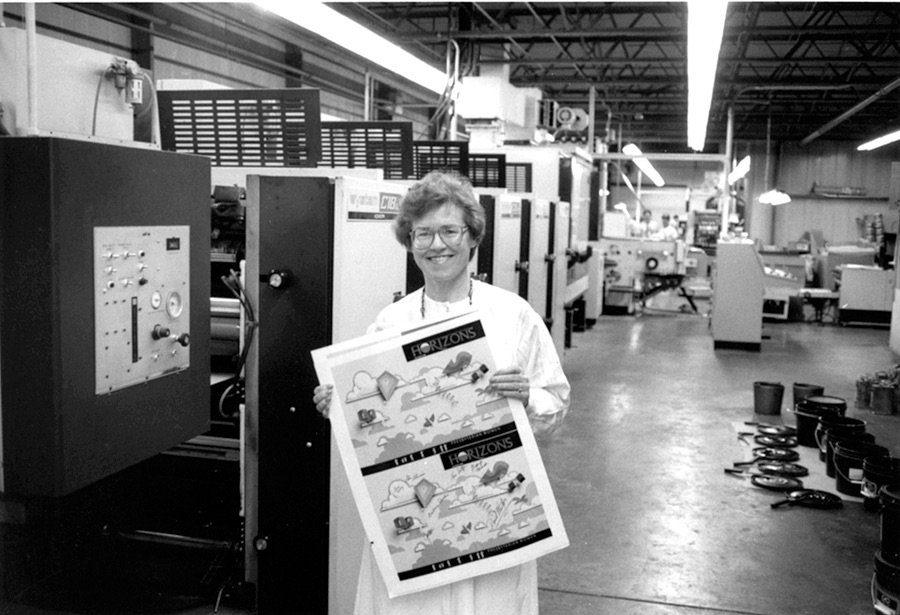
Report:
211,296,240,318
210,297,241,346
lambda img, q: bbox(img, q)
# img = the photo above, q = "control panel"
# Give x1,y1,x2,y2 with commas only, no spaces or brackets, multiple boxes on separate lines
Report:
94,226,191,394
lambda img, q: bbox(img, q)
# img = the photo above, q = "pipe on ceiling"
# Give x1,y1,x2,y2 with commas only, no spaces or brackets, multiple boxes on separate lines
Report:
800,75,900,146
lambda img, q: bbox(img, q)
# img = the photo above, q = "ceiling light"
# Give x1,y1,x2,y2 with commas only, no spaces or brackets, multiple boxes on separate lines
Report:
687,0,728,151
256,1,447,95
759,189,791,206
857,129,900,152
728,155,751,185
623,143,665,187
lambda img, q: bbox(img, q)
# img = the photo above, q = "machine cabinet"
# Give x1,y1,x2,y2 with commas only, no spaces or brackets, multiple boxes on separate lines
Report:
711,241,764,351
245,175,408,615
0,137,211,498
837,265,893,325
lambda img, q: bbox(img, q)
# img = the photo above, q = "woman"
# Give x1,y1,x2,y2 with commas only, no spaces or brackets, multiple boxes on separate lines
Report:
313,170,570,615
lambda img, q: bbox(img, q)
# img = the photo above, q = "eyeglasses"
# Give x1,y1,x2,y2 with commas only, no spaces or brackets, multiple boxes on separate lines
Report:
410,225,469,250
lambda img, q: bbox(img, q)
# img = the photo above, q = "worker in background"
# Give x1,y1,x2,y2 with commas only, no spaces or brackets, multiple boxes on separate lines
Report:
630,208,659,237
312,170,570,615
659,214,681,240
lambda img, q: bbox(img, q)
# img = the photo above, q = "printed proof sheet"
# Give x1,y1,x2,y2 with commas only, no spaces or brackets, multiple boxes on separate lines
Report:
312,310,568,598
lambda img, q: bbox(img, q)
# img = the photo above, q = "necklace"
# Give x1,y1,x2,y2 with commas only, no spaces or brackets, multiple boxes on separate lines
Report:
421,278,473,319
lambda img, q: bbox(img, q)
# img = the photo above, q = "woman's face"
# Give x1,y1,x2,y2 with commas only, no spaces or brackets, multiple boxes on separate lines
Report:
409,203,475,287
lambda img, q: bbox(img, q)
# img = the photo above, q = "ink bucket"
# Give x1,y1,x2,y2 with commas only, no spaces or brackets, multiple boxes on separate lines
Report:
753,381,784,416
833,440,888,497
825,429,875,478
880,486,900,566
794,397,845,447
816,415,866,462
873,550,900,615
793,382,824,407
863,459,900,513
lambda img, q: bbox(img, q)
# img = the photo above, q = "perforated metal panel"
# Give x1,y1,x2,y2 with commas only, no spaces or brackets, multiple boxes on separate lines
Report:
157,88,322,167
506,162,533,193
319,121,413,180
468,153,507,188
412,141,469,179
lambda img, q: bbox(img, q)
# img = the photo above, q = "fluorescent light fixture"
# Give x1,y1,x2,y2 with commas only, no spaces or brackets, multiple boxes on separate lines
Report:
687,0,728,151
759,189,791,206
728,155,751,184
623,143,665,187
256,1,447,95
858,129,900,151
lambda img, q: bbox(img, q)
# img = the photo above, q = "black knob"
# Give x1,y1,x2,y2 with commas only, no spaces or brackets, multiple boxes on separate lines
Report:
152,325,170,340
267,270,289,289
176,333,191,347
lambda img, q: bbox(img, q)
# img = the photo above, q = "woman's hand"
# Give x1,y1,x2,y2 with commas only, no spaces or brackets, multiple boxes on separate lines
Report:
313,384,333,419
489,367,530,406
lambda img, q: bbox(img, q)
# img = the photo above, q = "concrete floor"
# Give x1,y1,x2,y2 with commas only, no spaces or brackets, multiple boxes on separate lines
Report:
538,310,897,615
2,309,897,615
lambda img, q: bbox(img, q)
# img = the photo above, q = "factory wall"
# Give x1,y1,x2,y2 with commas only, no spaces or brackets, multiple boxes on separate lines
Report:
765,141,897,246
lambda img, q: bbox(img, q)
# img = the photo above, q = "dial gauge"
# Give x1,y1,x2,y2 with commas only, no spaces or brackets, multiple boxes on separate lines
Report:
166,291,184,318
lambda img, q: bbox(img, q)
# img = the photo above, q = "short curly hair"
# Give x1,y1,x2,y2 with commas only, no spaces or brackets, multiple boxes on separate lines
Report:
393,171,486,257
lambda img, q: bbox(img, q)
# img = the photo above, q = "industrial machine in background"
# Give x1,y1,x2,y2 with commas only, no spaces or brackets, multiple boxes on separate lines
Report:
711,240,803,350
836,265,894,326
469,138,598,345
476,189,529,296
691,210,722,252
598,237,688,314
557,150,598,331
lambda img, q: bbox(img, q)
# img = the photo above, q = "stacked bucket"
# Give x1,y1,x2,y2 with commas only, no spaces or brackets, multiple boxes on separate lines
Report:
773,381,900,613
850,375,900,615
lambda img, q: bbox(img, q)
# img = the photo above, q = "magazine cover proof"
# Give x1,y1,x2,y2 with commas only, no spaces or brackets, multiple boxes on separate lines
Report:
312,309,568,598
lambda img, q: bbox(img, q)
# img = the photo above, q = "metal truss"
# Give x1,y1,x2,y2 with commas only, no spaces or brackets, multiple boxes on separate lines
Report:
334,2,900,149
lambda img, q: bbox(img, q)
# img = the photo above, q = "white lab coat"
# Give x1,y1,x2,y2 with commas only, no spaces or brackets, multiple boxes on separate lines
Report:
354,280,571,615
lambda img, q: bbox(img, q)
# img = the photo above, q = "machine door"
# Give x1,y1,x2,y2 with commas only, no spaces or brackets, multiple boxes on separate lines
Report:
550,202,570,356
330,176,409,615
492,194,524,295
246,175,333,614
528,198,551,320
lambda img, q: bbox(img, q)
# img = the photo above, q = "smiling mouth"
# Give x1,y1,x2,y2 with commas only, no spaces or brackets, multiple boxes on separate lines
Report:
427,255,452,264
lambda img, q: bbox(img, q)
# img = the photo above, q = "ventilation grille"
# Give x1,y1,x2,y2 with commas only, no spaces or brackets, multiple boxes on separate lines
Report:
468,153,507,188
157,89,322,167
319,121,413,180
506,162,533,193
412,141,470,179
